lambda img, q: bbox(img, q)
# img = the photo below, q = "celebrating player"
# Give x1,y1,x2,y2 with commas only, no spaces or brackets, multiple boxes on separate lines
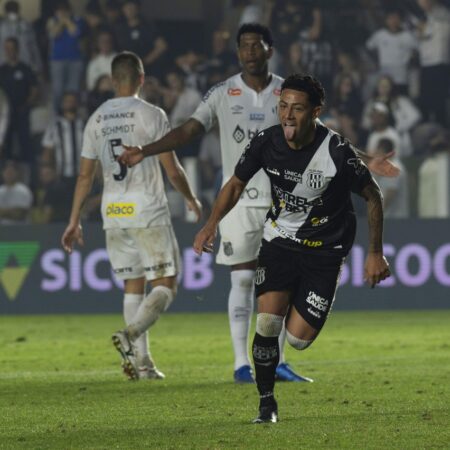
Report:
61,51,202,380
118,24,398,384
193,74,390,423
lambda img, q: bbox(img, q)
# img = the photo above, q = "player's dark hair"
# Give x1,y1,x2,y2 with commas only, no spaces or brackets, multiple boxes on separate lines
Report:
111,51,144,85
236,23,273,47
281,74,325,107
5,36,19,48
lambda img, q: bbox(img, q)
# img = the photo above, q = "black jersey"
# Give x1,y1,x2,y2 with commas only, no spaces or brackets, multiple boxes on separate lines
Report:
234,124,373,255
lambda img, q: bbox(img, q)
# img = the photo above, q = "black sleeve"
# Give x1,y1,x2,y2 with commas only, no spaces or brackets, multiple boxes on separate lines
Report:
234,131,265,182
331,134,373,196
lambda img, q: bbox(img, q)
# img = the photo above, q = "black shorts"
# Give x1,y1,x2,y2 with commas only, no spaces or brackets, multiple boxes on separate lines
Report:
255,240,345,330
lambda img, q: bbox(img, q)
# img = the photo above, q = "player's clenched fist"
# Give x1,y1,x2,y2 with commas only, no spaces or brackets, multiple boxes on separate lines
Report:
193,223,217,255
364,252,391,288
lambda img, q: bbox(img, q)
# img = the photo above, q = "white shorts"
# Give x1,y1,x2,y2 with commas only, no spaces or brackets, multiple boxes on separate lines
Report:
106,225,180,281
216,204,267,266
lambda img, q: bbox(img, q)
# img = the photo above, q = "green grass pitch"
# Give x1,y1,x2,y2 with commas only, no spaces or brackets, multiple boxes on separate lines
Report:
0,311,449,449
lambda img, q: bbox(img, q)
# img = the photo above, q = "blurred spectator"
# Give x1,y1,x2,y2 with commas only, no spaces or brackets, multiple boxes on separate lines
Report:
47,0,84,110
0,160,33,225
175,50,204,91
0,88,9,158
282,41,307,78
115,0,168,78
198,30,238,90
330,73,362,145
418,129,450,217
86,30,117,90
269,0,307,51
366,102,401,156
162,67,202,129
362,75,422,156
140,76,163,107
103,0,123,33
0,37,38,165
366,8,417,94
83,2,105,58
30,163,69,223
298,7,334,95
372,138,409,218
87,74,114,115
41,92,84,190
336,50,362,88
416,0,450,125
0,0,42,75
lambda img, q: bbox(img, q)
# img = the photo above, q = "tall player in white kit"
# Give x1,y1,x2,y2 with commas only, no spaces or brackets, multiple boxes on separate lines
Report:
118,24,399,383
61,52,202,380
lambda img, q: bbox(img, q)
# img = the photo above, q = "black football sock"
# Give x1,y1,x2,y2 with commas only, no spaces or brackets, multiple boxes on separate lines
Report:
252,332,279,407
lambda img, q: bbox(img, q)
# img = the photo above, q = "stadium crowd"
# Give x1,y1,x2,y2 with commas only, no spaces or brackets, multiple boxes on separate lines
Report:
0,0,449,225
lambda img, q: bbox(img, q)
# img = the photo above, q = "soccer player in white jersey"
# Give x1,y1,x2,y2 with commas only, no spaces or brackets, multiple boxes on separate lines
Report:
118,24,399,384
61,51,202,380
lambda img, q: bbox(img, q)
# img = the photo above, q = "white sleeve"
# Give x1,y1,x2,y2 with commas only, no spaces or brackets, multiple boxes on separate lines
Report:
190,83,222,133
139,104,171,143
81,116,98,159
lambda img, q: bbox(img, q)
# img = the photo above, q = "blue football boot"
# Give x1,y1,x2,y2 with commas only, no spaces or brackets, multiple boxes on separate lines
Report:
234,365,255,383
275,363,313,382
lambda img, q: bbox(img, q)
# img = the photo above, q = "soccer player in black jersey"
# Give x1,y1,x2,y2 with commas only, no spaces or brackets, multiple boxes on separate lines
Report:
193,74,391,423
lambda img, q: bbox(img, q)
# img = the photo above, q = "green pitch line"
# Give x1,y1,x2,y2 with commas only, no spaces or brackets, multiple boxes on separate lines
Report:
0,311,449,449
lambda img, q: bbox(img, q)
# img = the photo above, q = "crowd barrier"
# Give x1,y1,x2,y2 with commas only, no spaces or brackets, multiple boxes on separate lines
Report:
1,219,449,314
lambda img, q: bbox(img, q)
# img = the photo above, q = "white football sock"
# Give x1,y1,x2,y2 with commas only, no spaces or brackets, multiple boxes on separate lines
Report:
278,325,286,364
127,286,174,341
123,293,151,366
228,270,255,370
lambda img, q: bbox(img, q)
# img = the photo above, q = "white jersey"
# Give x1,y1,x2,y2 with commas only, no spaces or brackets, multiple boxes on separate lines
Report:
82,96,170,229
192,73,283,207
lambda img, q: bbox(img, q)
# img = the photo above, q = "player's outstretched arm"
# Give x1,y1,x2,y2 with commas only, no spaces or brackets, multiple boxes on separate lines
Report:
355,148,400,178
360,179,391,288
193,175,247,255
119,118,205,167
61,157,97,253
159,152,202,222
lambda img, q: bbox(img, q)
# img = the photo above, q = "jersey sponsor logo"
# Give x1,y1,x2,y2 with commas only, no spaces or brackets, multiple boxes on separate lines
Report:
96,114,102,123
231,105,244,114
249,113,265,121
284,169,302,183
271,221,323,247
223,241,233,256
347,157,367,175
306,170,324,189
227,88,242,96
306,291,329,312
273,185,322,213
255,267,266,285
243,187,261,200
266,167,280,176
311,216,329,227
307,308,322,319
106,203,136,217
103,112,135,121
233,125,245,143
273,88,281,96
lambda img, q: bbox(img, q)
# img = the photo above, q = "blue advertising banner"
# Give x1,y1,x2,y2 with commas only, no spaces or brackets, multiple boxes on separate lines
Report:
0,219,449,314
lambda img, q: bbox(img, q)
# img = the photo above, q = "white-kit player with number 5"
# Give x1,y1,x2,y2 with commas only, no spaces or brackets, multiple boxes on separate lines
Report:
61,51,202,381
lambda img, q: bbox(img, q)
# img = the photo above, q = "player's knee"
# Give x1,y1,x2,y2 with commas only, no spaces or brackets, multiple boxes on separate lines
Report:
286,330,313,351
256,313,284,337
231,270,255,291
